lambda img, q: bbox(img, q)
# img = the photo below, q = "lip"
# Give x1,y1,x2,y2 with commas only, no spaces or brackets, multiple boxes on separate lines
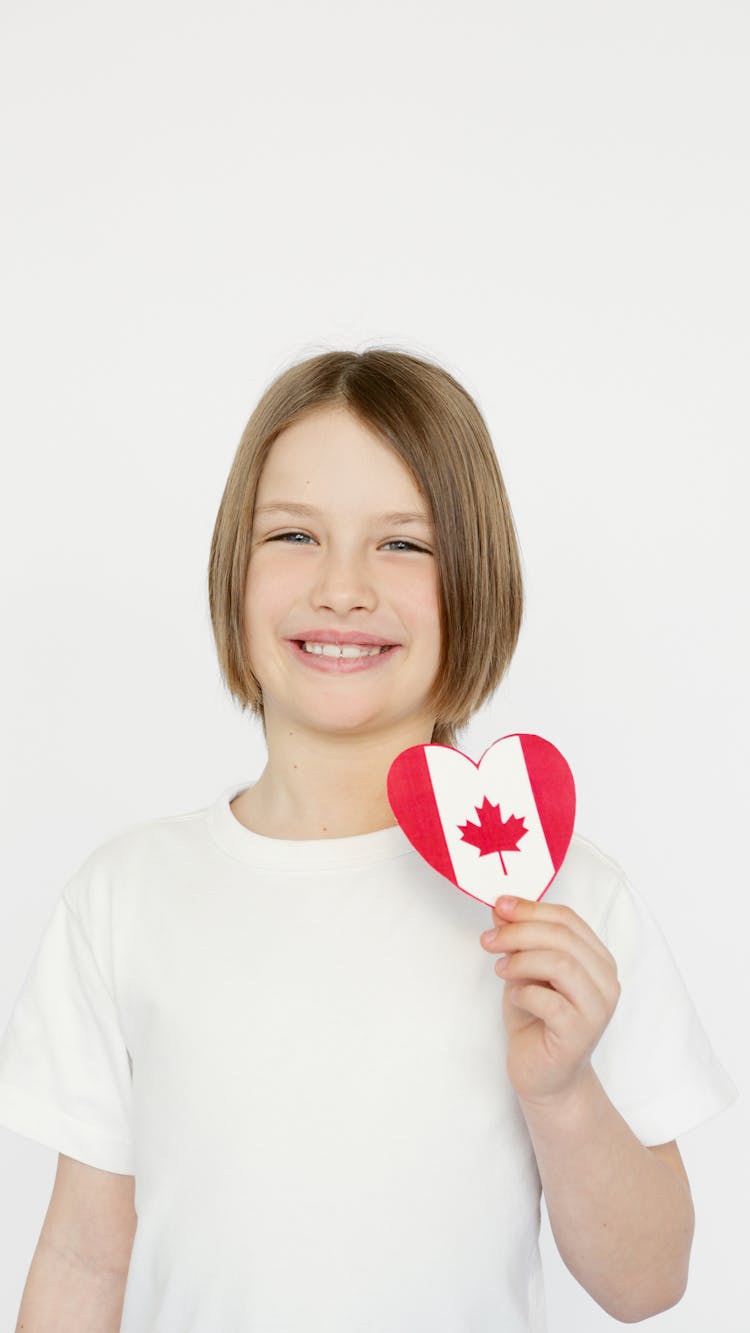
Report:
286,639,401,674
288,630,400,647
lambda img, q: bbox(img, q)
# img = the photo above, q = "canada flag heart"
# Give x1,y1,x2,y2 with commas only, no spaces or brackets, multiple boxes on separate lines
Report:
386,733,576,908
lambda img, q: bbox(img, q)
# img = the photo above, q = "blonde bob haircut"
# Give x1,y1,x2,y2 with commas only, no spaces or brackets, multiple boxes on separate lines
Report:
208,347,524,749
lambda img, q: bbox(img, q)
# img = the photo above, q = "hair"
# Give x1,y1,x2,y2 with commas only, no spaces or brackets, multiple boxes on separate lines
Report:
208,346,524,748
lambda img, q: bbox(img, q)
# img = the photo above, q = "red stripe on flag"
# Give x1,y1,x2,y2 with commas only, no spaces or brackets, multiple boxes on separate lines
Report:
386,745,456,884
518,733,576,870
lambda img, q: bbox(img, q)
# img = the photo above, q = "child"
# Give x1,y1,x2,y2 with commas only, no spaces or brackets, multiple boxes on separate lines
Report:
0,348,739,1331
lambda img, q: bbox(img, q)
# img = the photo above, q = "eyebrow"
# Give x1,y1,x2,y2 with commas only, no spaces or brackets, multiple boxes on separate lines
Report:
254,501,431,526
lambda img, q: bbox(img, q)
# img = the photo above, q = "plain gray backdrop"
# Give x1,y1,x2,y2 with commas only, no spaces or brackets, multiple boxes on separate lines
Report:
1,1,747,1328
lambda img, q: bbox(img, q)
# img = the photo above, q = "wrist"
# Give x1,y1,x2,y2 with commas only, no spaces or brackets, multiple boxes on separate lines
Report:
517,1062,601,1125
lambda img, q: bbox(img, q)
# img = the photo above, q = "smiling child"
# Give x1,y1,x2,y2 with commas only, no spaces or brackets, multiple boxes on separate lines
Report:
0,347,739,1331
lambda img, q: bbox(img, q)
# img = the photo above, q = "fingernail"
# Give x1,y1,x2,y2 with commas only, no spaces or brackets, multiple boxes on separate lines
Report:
497,896,517,913
481,928,498,944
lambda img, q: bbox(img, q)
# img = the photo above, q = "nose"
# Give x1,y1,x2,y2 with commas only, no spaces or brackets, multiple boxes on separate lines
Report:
309,545,377,614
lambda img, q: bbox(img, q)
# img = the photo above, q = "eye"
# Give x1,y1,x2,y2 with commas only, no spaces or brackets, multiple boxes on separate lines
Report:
268,532,430,553
382,539,430,553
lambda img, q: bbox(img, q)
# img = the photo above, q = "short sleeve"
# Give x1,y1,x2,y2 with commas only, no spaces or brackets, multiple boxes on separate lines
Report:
590,871,740,1146
0,887,135,1174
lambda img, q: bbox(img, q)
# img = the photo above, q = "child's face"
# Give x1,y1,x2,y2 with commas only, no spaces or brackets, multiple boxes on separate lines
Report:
244,404,442,742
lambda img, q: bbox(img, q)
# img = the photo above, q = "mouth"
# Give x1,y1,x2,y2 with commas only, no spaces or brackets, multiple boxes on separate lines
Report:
292,640,396,653
286,639,401,673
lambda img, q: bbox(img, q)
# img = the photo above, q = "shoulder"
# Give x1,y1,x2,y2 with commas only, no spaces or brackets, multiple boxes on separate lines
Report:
541,831,630,933
61,798,214,922
545,832,681,989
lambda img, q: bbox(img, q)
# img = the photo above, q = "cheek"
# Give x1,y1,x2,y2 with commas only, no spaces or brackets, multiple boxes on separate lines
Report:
403,563,440,612
244,557,297,619
396,570,441,644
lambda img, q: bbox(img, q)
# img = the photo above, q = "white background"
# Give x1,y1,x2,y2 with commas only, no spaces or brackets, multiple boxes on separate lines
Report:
1,1,747,1327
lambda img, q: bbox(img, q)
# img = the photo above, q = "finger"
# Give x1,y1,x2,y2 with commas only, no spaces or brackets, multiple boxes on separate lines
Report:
494,947,610,1019
505,980,577,1039
491,896,613,966
482,920,617,999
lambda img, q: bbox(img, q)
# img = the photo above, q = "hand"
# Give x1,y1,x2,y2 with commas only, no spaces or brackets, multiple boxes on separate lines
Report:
480,895,621,1106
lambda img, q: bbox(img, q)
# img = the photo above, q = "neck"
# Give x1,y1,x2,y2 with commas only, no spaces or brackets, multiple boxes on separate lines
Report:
233,715,436,839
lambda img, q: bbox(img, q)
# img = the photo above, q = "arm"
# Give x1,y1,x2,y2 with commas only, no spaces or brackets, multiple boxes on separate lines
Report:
518,1066,694,1323
480,893,695,1323
15,1239,131,1333
15,1154,137,1333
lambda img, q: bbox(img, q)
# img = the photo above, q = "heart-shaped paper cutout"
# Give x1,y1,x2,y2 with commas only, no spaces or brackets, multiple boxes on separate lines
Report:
386,733,576,907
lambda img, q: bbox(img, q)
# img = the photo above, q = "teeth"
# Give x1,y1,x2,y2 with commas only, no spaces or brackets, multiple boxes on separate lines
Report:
302,642,386,658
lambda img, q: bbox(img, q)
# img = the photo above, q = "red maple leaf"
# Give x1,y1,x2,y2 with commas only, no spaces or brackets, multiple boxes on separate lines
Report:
457,795,529,875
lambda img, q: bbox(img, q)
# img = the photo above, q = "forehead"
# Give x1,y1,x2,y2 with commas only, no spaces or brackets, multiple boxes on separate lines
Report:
255,406,428,514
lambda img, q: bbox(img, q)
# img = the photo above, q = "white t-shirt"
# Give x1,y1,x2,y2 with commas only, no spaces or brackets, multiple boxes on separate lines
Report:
0,781,739,1332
